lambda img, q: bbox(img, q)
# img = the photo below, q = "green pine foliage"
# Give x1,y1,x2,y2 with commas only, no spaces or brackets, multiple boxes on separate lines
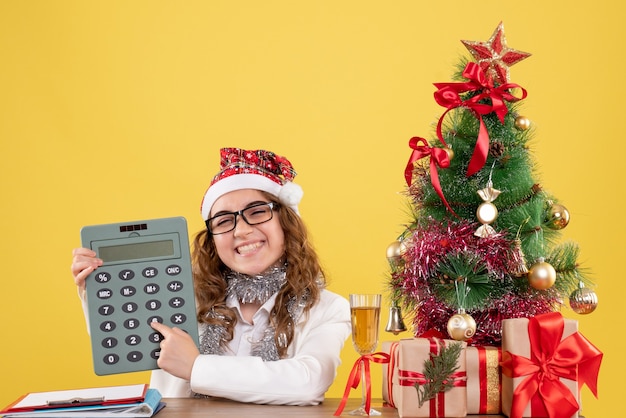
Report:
431,252,495,310
415,341,464,407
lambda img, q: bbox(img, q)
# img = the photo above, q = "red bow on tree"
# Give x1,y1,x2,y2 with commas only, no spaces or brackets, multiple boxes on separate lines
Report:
433,61,527,177
404,137,456,216
501,312,603,418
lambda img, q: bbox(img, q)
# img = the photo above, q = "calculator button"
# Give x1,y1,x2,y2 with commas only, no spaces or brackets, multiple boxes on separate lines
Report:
119,269,135,280
100,321,116,332
146,300,162,311
96,289,113,299
142,267,158,278
103,353,120,365
166,265,182,276
167,281,183,292
95,272,111,283
169,297,185,308
122,302,139,313
120,286,137,297
101,337,118,348
151,349,161,359
144,284,160,294
148,315,163,325
125,334,142,346
98,305,115,316
127,351,143,362
149,332,163,343
124,318,140,329
171,313,188,324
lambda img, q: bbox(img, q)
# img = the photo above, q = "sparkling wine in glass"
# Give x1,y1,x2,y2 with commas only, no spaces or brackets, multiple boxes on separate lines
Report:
349,294,381,416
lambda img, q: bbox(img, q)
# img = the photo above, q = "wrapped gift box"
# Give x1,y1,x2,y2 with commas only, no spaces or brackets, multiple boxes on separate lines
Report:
382,340,400,407
501,312,602,418
393,338,467,417
465,346,501,415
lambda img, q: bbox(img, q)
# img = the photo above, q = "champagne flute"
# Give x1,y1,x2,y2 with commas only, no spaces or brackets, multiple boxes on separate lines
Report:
349,294,382,416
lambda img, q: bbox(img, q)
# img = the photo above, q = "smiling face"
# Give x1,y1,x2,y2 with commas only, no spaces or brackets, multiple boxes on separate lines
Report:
209,189,286,275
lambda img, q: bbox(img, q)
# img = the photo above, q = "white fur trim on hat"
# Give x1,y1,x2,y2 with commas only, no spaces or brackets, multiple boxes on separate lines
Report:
201,174,302,220
278,181,304,210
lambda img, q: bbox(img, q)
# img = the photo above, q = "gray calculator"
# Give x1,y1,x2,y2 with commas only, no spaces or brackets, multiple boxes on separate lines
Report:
81,216,199,376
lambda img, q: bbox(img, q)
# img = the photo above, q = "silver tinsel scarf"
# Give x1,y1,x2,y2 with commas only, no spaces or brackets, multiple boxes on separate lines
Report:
198,262,308,362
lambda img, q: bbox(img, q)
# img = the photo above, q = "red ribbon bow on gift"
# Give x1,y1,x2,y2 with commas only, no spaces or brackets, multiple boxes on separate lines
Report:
404,136,457,216
501,312,603,418
433,61,527,177
334,352,390,416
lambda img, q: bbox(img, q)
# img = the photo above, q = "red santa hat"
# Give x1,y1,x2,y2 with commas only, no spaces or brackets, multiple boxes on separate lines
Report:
200,148,304,220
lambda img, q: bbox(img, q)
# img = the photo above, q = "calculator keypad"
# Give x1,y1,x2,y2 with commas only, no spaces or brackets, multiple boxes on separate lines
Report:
87,262,198,375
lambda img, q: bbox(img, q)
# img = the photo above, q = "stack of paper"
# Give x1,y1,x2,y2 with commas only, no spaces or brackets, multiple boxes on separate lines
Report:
0,384,164,417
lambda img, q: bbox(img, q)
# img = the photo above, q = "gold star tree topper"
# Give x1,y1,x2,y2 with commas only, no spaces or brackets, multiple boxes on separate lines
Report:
461,22,531,85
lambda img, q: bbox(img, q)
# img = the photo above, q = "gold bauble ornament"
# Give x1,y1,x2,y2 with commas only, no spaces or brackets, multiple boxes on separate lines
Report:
514,115,531,131
528,259,556,290
386,240,402,260
569,285,599,314
546,203,570,230
446,310,477,341
386,240,407,271
444,146,454,161
386,240,407,261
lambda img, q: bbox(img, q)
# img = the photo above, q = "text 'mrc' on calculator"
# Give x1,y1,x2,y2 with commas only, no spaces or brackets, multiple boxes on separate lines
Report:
81,216,199,376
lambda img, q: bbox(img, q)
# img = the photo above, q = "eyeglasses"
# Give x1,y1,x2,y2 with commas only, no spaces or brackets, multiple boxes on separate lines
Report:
206,202,279,235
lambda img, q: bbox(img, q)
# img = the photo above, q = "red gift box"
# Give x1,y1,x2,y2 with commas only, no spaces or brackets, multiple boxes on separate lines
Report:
393,338,467,417
465,346,502,415
500,312,602,418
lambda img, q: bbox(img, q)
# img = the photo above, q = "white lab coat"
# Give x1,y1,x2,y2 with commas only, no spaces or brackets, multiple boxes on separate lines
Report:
148,289,351,405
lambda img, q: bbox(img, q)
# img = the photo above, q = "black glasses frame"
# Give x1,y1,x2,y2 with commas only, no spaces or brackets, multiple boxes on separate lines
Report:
205,202,279,235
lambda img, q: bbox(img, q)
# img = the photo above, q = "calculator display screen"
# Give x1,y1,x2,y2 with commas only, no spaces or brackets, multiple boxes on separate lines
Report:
99,240,175,262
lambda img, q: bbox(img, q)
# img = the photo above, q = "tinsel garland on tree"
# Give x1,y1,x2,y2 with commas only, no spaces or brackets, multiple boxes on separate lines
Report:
388,23,597,346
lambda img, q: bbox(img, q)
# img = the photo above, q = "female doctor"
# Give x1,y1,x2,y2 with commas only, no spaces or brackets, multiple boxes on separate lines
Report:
71,148,351,405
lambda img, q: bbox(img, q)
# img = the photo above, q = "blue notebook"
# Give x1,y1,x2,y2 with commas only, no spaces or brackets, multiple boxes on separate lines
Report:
1,384,163,417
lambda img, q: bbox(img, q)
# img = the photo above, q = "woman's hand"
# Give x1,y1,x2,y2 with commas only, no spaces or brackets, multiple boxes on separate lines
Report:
71,248,103,294
150,321,200,381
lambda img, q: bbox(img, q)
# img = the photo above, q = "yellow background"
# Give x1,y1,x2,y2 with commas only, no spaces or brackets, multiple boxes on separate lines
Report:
1,1,622,415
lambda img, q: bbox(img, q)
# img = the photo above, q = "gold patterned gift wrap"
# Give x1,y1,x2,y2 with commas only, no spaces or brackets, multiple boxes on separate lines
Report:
465,346,502,414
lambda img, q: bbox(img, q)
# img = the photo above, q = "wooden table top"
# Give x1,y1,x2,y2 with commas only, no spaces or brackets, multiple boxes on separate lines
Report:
157,397,502,417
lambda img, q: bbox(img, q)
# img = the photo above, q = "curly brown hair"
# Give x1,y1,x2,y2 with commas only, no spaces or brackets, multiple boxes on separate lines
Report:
191,192,325,358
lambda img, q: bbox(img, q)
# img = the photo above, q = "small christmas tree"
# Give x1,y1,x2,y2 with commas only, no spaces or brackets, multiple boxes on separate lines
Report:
388,22,599,346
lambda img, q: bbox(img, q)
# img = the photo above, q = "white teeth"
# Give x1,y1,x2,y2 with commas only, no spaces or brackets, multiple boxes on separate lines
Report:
237,242,261,255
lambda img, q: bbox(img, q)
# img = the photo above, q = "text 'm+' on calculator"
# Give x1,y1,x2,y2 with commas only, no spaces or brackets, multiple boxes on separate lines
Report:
81,217,199,376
